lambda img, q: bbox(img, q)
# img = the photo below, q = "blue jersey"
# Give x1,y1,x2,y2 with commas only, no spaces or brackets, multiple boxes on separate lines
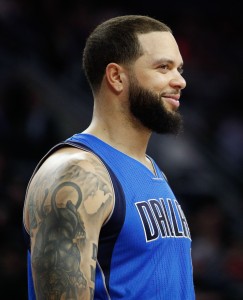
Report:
24,133,195,300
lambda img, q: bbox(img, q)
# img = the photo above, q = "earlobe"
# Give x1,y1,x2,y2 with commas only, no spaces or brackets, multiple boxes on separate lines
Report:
106,63,123,93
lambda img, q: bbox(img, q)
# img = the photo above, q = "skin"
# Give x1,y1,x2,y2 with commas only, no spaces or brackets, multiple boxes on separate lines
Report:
24,31,186,299
25,148,114,299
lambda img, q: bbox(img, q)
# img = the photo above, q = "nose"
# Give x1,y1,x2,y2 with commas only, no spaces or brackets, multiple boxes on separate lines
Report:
169,73,186,90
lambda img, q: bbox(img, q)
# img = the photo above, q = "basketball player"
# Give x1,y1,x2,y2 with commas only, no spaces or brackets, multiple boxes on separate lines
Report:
23,15,195,299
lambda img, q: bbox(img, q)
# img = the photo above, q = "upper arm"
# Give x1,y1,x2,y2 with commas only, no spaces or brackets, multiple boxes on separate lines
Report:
24,147,114,299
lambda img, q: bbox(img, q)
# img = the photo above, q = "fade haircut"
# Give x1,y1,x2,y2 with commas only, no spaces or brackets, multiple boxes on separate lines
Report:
82,15,172,92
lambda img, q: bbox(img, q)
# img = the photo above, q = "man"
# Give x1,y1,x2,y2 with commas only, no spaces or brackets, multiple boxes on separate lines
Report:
23,15,195,299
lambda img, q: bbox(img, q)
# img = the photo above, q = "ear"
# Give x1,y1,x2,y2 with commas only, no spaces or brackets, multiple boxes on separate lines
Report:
105,63,125,93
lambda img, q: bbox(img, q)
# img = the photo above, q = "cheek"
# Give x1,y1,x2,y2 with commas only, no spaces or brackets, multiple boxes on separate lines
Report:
139,73,168,91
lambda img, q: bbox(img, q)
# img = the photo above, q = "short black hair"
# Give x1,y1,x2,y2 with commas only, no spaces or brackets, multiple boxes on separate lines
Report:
82,15,172,92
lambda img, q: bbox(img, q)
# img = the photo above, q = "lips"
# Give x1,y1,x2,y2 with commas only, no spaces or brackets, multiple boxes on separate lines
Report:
162,95,180,109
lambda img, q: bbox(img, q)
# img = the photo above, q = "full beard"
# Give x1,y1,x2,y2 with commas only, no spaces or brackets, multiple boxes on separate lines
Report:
128,76,183,135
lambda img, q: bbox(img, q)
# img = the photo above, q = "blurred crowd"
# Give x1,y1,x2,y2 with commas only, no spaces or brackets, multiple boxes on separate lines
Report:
0,0,243,299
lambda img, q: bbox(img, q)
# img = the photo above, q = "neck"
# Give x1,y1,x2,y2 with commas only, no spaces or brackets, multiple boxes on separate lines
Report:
84,88,153,169
83,116,152,165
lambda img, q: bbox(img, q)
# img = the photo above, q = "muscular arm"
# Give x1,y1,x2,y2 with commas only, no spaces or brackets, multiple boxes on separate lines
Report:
24,147,114,300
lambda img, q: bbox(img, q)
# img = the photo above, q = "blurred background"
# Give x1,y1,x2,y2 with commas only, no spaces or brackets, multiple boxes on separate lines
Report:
0,0,243,299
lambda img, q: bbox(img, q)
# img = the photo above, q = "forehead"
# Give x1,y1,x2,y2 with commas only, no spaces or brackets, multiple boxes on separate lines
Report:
137,31,183,64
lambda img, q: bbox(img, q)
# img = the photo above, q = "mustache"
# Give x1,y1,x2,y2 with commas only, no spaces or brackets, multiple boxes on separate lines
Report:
160,90,182,97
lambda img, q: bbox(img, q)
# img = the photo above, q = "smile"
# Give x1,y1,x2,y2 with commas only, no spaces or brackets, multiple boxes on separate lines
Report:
162,96,180,109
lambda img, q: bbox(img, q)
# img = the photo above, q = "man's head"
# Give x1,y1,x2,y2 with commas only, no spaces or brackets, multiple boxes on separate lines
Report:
82,15,172,93
83,15,186,135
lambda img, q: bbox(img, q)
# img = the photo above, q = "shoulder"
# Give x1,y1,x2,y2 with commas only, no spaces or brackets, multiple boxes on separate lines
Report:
24,146,114,233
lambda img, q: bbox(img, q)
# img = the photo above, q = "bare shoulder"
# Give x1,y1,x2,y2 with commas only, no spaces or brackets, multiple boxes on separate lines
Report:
25,146,114,233
24,146,114,298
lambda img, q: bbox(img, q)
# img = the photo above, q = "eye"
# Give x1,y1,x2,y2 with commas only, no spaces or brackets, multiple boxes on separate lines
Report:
158,64,169,72
159,64,168,69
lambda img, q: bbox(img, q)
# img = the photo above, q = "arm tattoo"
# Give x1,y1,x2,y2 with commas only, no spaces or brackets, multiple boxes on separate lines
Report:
29,159,112,299
89,244,98,299
32,181,86,299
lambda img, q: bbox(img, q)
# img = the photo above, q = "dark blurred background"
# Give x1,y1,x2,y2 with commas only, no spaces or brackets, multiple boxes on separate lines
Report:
0,0,243,299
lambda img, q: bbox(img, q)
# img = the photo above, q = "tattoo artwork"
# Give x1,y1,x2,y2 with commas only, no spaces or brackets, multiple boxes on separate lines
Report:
28,159,113,299
89,244,98,300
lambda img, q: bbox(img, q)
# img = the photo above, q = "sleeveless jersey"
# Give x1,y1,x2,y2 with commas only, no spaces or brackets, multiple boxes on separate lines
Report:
23,133,195,300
